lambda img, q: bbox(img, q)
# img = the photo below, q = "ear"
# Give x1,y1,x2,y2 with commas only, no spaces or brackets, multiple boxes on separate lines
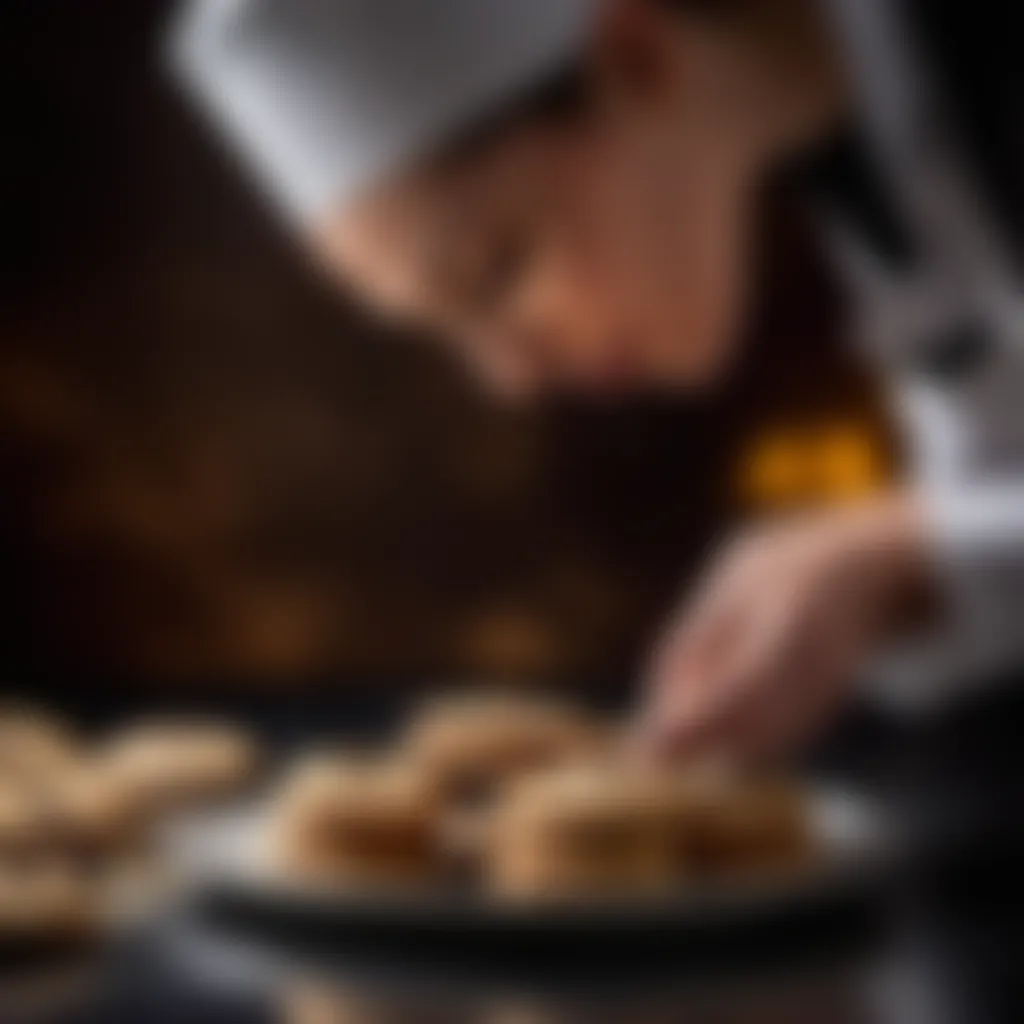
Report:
586,0,684,106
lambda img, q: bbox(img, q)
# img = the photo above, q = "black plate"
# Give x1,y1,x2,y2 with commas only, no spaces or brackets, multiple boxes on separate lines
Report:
171,786,897,976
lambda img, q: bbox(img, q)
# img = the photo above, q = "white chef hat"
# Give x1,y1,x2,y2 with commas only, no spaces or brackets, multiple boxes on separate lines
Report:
168,0,602,225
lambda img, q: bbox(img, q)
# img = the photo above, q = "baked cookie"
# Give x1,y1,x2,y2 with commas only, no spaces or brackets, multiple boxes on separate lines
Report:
0,778,49,858
0,857,97,943
44,761,152,858
0,707,78,785
487,765,683,900
404,693,608,803
100,719,260,811
676,773,815,876
282,984,414,1024
272,753,443,888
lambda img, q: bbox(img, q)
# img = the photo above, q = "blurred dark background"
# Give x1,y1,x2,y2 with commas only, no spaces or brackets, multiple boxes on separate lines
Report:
2,1,896,690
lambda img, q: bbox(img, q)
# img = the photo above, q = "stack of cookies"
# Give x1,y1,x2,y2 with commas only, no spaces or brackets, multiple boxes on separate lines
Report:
0,705,262,947
266,693,815,901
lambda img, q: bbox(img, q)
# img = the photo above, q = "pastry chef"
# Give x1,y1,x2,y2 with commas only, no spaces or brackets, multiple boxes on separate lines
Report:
169,1,1024,767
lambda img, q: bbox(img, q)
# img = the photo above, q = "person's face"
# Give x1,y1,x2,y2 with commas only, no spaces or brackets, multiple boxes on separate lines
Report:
315,4,762,401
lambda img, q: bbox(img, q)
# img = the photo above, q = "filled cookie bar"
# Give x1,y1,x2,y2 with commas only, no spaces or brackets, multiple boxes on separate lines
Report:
485,764,816,900
270,753,444,889
486,766,683,900
673,773,816,877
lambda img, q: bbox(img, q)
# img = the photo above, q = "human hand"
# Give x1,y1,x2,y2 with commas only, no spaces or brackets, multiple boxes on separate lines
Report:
634,494,928,764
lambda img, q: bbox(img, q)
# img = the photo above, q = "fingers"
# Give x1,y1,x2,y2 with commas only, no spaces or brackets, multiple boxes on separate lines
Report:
646,573,737,704
636,597,853,767
640,546,767,753
638,599,792,764
683,652,848,766
632,504,910,768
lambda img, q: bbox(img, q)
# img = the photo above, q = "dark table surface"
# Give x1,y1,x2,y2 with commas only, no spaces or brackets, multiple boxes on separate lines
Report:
4,682,1023,1024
